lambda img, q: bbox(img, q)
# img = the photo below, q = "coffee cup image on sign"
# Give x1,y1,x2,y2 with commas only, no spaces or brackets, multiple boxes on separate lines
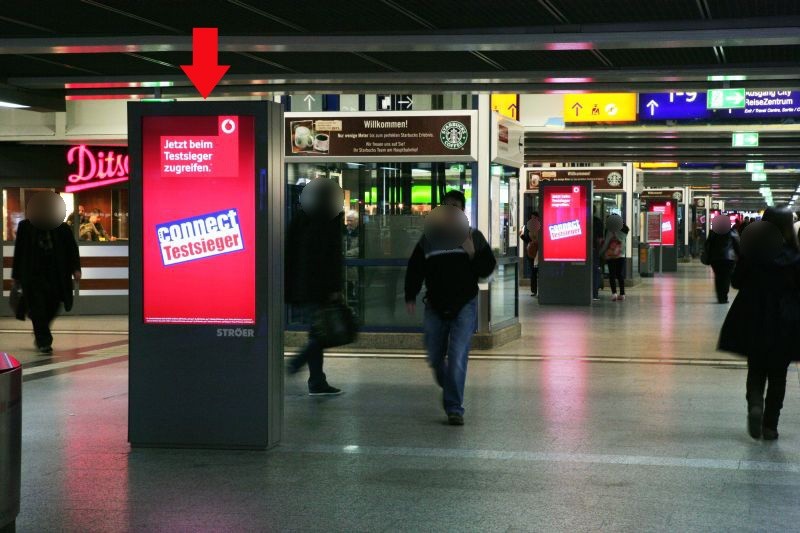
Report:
291,120,315,153
313,133,330,153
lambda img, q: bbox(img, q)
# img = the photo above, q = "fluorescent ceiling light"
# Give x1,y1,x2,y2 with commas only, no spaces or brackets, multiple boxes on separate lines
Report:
0,100,30,109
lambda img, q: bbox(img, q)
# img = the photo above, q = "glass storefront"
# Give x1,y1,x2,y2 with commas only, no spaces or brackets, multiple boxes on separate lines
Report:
287,161,474,331
489,164,518,328
2,186,129,243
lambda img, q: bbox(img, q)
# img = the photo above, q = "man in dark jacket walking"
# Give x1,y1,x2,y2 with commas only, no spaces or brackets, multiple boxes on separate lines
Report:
286,178,345,396
704,215,741,303
12,192,81,353
405,190,497,425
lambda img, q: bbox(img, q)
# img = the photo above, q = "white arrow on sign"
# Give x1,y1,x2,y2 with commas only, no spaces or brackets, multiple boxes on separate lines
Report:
303,94,316,110
646,99,659,116
398,96,413,109
730,92,745,105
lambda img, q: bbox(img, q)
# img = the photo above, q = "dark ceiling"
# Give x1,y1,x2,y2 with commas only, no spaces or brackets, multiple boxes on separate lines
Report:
2,0,800,210
0,0,798,95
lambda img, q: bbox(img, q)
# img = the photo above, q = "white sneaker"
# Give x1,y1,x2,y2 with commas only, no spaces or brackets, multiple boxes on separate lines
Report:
619,295,626,302
611,294,618,301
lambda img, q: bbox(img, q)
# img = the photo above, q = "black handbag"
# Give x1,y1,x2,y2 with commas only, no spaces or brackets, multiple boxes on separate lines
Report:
9,282,26,321
311,302,358,348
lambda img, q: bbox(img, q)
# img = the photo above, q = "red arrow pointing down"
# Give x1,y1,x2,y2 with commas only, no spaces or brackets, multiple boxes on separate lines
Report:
181,28,230,99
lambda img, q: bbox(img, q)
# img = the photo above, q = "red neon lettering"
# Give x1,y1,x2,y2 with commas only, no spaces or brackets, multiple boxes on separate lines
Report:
66,145,129,191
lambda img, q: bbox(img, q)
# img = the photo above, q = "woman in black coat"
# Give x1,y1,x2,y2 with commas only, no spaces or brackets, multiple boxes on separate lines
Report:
718,206,800,441
12,218,81,353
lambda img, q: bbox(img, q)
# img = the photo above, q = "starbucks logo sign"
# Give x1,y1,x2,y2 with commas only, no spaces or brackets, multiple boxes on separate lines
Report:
606,171,623,187
440,121,469,150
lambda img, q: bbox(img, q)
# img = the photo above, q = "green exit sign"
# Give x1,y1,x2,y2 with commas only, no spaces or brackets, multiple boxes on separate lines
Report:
450,164,466,172
732,132,759,147
707,88,746,109
746,162,764,172
751,172,767,182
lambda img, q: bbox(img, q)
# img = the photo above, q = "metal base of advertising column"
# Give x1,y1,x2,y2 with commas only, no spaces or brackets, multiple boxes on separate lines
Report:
538,181,593,306
127,102,284,450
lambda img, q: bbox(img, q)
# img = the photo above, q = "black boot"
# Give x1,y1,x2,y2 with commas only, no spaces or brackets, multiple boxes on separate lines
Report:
762,411,780,441
747,403,763,440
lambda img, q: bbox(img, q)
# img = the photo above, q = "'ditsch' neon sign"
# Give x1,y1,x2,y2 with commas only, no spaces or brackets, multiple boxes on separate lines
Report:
65,145,129,192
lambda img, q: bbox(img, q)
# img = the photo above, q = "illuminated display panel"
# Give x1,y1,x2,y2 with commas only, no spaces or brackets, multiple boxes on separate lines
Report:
142,115,256,324
648,200,676,246
542,184,588,262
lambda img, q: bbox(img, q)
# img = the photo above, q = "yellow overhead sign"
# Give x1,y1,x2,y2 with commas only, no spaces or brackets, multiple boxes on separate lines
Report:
491,94,519,121
634,162,679,169
563,93,637,123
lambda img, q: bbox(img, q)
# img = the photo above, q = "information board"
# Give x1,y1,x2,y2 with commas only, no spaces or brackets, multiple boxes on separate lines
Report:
645,212,663,244
648,201,675,246
142,115,256,325
542,184,588,262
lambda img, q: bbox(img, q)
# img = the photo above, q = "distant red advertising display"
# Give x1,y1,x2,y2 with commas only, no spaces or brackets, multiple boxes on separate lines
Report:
142,115,256,325
648,200,675,246
542,184,588,262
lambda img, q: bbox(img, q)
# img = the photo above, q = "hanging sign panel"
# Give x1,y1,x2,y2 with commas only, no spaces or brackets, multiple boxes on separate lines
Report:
563,93,637,123
142,115,256,325
638,92,711,121
285,112,477,161
721,90,800,118
542,184,589,262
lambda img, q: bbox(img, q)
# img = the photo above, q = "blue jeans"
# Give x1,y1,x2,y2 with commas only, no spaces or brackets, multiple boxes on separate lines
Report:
423,297,478,416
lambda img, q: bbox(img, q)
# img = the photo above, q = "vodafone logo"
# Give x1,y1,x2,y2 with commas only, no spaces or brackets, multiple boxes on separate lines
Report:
605,103,618,116
221,118,236,134
573,186,580,193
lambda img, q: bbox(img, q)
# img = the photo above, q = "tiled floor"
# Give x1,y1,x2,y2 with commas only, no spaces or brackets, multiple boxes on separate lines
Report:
5,264,800,532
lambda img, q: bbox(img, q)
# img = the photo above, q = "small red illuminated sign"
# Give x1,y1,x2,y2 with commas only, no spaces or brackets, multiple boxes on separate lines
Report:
65,145,129,192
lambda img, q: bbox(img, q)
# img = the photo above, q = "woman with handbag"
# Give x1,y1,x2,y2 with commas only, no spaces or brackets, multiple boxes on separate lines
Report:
718,207,800,440
599,214,628,302
285,178,351,396
702,215,741,303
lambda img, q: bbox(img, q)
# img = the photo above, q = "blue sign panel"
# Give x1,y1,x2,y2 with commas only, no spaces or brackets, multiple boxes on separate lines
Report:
716,90,800,118
638,92,711,120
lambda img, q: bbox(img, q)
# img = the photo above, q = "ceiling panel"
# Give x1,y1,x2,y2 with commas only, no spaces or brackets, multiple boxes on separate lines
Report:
554,0,701,24
706,0,800,18
265,53,393,74
602,48,719,68
485,50,604,70
367,51,497,72
724,45,800,65
392,0,560,28
0,55,101,77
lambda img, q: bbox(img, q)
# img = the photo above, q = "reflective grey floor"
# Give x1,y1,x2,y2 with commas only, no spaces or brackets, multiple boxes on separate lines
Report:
11,264,800,532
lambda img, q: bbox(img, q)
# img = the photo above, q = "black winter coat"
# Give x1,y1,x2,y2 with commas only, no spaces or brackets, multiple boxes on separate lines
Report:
704,231,740,263
12,220,81,311
718,245,800,361
285,211,344,304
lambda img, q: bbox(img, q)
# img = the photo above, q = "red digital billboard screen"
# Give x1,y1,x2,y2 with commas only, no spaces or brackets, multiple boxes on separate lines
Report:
542,184,588,262
648,200,675,246
142,115,256,325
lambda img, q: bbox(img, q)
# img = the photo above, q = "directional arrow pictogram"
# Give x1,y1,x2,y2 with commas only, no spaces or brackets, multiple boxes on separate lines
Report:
571,102,583,116
180,28,230,99
646,99,659,116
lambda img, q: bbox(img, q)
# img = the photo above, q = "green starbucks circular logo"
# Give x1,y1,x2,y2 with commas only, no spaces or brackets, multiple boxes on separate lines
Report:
440,121,469,150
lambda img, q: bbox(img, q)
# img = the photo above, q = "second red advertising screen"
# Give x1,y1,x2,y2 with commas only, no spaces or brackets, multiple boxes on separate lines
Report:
648,201,675,246
542,185,588,262
142,115,256,325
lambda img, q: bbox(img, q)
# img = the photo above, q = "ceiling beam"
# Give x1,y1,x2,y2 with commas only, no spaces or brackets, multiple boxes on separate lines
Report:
1,22,799,54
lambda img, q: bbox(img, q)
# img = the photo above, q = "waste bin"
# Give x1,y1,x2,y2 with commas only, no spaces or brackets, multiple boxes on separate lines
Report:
639,243,654,278
0,353,21,533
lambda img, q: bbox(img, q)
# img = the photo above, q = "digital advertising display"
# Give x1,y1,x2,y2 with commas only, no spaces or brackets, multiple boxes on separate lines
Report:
648,201,675,246
542,184,588,262
141,115,256,325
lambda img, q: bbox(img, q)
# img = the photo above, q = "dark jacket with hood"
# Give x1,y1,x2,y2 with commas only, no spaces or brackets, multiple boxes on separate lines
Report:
718,244,800,361
285,210,344,304
405,228,496,318
12,220,81,311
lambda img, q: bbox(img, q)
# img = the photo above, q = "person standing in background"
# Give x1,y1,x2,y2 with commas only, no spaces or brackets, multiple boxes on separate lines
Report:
592,215,605,301
599,214,628,302
520,212,540,297
703,215,741,304
12,192,81,354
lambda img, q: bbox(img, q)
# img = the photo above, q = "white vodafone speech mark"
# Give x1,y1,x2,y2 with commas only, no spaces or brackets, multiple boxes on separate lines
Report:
221,119,236,134
605,103,618,116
